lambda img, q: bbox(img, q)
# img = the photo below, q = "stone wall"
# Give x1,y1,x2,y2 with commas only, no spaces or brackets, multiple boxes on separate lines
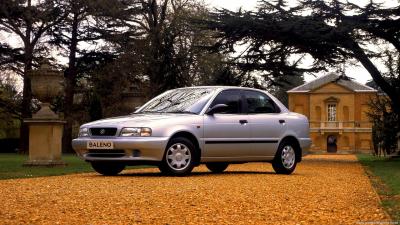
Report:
289,82,377,153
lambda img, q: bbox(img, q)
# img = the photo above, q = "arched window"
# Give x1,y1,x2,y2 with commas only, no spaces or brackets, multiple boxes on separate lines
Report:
324,96,339,122
327,104,337,121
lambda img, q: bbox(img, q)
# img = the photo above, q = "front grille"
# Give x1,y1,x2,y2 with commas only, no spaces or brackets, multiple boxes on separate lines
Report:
87,150,125,158
90,128,117,136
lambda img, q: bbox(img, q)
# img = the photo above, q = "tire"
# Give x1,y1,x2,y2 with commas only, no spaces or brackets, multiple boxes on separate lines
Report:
206,163,229,173
272,141,297,175
158,137,196,176
91,162,125,176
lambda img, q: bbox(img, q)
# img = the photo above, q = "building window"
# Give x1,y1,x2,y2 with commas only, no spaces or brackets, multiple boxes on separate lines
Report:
327,104,336,121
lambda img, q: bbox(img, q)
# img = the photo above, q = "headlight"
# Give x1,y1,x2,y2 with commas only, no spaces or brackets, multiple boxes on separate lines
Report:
78,127,89,137
120,127,152,137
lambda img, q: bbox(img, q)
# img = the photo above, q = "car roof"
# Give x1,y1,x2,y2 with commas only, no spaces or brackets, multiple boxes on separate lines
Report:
176,86,290,113
175,86,265,92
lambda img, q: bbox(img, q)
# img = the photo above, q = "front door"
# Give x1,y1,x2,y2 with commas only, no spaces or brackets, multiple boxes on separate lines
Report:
244,90,286,157
327,135,337,153
203,89,250,160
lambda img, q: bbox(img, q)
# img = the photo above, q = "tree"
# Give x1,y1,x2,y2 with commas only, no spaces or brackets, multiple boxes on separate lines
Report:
0,75,21,152
366,50,400,154
202,0,400,127
0,0,66,152
0,73,22,121
367,94,398,155
49,0,118,152
104,0,229,97
269,73,305,107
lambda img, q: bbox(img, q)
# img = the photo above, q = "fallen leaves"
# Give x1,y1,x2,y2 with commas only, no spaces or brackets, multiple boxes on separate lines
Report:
0,155,391,225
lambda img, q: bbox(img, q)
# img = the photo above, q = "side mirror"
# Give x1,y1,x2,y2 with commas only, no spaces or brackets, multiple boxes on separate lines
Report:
206,104,229,115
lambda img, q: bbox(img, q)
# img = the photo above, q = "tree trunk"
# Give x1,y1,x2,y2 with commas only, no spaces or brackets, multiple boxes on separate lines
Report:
19,0,33,154
19,62,32,154
147,28,164,97
347,39,400,128
62,12,79,153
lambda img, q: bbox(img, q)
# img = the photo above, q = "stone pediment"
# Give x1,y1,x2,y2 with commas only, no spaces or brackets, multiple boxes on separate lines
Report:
287,73,377,93
324,96,340,103
311,82,353,93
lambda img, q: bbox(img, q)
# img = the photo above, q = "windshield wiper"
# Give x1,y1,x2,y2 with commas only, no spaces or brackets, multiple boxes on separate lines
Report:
139,110,164,113
167,111,197,114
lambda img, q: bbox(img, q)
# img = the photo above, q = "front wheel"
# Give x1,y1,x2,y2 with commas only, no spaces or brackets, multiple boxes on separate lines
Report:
206,163,229,173
158,137,196,176
91,162,125,176
272,142,297,175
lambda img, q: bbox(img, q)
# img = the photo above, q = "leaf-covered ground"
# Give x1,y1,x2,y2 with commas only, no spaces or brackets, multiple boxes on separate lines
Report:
0,155,390,224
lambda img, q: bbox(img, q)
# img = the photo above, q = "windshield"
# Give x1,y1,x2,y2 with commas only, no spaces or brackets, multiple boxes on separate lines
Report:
137,88,216,114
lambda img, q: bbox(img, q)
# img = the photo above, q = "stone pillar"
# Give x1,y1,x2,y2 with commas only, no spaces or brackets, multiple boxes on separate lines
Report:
23,60,66,166
397,132,400,153
23,119,66,166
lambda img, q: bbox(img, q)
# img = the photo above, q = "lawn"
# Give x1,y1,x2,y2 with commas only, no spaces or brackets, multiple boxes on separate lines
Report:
0,153,93,180
357,154,400,221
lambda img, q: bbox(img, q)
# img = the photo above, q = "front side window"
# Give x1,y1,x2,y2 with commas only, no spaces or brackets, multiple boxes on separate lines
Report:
244,90,280,114
327,104,337,121
209,89,242,114
138,88,215,114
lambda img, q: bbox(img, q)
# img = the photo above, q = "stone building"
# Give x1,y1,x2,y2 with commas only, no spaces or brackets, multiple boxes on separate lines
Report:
287,73,377,153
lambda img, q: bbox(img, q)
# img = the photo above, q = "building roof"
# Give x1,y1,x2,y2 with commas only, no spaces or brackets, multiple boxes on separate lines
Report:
287,73,377,93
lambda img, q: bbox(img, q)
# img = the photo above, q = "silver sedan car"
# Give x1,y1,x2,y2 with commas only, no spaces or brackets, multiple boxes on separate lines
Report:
72,86,311,176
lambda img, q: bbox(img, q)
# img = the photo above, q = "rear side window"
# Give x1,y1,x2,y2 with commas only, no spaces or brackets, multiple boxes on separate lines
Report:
209,90,242,114
244,90,280,114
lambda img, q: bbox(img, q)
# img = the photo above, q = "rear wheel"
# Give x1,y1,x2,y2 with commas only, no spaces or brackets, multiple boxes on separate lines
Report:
158,137,196,176
91,162,125,176
206,163,229,173
272,141,297,175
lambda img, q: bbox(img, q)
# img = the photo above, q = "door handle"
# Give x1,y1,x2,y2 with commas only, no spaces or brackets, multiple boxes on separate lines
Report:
279,119,286,124
239,120,248,124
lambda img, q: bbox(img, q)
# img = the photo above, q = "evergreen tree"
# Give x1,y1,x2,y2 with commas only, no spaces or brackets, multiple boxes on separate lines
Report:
203,0,400,128
0,0,66,153
49,0,118,152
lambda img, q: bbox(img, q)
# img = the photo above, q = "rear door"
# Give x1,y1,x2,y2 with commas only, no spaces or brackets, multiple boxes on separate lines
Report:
203,89,250,160
244,90,287,157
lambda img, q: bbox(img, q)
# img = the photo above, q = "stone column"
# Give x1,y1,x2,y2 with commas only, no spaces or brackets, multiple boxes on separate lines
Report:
23,60,66,166
23,119,66,166
397,132,400,154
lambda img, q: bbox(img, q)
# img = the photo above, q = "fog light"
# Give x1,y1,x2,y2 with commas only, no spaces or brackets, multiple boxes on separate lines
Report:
133,149,141,157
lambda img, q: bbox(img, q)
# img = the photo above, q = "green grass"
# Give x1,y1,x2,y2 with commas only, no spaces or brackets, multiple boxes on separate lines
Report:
0,153,94,180
357,154,400,221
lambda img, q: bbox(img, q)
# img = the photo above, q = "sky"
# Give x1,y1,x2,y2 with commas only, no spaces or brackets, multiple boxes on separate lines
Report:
205,0,399,84
2,0,398,88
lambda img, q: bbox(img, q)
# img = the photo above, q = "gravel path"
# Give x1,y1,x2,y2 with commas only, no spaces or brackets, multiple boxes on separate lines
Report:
0,155,390,224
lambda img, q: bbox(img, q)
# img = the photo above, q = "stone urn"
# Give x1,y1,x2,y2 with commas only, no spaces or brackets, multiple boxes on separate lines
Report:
29,60,63,119
23,60,66,166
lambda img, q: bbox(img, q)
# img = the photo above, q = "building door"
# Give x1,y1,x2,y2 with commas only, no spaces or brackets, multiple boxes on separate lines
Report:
327,135,337,153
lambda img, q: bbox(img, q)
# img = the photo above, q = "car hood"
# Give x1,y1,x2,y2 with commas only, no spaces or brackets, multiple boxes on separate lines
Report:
82,113,197,127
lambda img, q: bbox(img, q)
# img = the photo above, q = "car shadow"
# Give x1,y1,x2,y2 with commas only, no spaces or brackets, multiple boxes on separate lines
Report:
81,170,281,178
113,170,296,178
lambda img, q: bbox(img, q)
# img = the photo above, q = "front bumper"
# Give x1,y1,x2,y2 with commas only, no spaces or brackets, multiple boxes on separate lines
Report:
298,138,312,156
72,137,169,162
